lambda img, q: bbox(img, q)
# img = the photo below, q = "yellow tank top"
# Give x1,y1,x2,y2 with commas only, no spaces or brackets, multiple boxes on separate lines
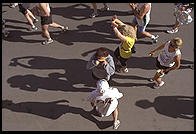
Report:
119,36,135,58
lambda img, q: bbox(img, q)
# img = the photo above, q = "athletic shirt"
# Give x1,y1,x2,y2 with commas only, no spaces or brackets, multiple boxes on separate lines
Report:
119,36,135,59
136,3,151,26
174,3,193,24
36,3,50,16
158,41,181,67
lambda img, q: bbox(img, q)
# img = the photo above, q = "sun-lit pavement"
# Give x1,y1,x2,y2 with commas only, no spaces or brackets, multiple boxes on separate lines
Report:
2,3,194,131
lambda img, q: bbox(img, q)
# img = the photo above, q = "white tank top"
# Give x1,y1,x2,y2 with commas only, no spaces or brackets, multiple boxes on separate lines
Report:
136,3,151,26
158,41,181,67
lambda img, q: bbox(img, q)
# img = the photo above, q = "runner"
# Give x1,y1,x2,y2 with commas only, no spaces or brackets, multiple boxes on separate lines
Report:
148,37,183,89
88,79,123,129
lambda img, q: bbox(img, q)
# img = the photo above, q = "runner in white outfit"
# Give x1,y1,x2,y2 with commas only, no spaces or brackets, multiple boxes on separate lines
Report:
88,79,123,129
148,37,183,89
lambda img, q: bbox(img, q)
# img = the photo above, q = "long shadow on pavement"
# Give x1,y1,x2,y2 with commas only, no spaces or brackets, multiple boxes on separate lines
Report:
52,3,130,21
8,56,96,92
51,4,91,21
135,96,194,120
2,99,113,129
51,26,119,46
2,30,42,43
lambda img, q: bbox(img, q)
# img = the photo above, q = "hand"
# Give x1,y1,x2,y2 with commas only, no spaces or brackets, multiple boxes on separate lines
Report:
95,60,100,65
98,58,107,65
129,3,137,9
111,21,118,28
111,15,117,21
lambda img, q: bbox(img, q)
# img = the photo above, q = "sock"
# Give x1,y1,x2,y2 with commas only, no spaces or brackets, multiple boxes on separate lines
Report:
151,35,155,39
48,38,52,41
32,25,35,28
159,81,165,86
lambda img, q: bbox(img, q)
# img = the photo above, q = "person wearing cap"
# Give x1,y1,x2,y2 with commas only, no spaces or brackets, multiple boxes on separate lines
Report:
148,37,183,89
86,47,115,81
87,79,123,129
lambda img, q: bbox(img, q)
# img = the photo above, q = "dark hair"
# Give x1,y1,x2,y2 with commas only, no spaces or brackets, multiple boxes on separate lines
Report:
95,47,109,58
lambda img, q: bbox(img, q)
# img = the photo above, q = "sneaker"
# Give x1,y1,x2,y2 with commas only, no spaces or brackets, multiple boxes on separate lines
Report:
9,3,18,8
61,26,69,32
98,113,104,117
116,67,128,73
152,35,159,43
122,67,128,73
90,12,99,18
42,39,53,45
153,81,165,89
100,6,109,12
148,78,154,82
167,28,178,34
33,18,39,23
29,26,38,31
113,120,120,129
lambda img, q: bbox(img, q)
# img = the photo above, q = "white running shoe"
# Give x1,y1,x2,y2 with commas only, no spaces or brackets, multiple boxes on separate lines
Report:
42,39,53,45
167,28,178,34
90,12,99,18
100,6,109,12
153,81,165,89
113,120,120,129
152,35,159,43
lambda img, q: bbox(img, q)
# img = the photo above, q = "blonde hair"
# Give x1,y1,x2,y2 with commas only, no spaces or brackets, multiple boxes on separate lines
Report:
172,37,183,48
117,24,137,39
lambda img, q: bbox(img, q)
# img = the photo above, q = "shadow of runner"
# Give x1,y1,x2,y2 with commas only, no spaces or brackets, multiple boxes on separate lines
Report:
51,29,119,46
2,30,42,43
52,4,91,20
135,96,194,120
8,56,98,92
7,74,93,92
2,99,113,129
52,3,130,21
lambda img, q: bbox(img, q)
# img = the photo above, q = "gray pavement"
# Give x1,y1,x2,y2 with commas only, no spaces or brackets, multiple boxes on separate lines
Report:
2,3,194,131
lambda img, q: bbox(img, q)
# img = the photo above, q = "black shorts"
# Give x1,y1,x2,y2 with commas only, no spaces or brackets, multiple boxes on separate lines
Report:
114,47,128,67
41,15,53,25
18,4,27,15
156,57,170,74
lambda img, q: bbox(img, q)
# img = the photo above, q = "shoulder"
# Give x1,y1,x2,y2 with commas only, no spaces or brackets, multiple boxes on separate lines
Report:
143,3,151,8
175,49,181,55
106,55,113,60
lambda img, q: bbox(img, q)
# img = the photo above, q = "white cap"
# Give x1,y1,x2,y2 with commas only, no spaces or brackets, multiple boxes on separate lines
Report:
96,79,109,95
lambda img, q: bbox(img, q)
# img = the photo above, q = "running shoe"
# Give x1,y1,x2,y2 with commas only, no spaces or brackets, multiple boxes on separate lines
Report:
42,39,53,45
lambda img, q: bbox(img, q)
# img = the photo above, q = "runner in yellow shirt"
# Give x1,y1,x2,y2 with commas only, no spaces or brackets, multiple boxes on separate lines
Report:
111,15,136,73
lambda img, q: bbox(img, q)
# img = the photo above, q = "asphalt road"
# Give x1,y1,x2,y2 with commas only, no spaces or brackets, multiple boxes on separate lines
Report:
2,3,194,131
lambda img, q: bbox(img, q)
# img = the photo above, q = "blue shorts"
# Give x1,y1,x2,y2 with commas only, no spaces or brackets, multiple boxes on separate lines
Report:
132,17,147,32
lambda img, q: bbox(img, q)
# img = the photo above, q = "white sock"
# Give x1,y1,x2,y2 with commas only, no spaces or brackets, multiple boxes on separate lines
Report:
159,81,165,86
151,35,155,39
48,38,52,41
